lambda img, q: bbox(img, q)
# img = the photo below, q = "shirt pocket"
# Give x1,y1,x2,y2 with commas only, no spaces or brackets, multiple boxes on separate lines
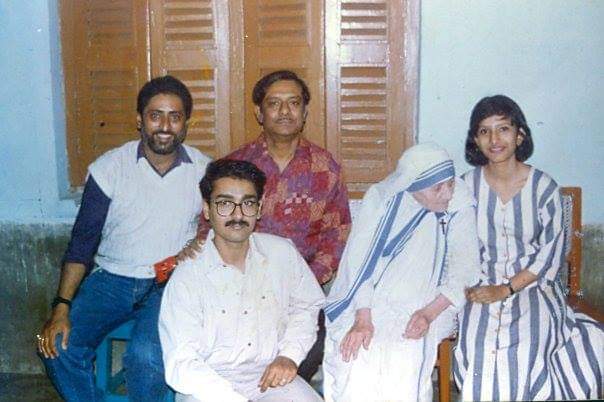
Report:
254,284,284,359
206,285,241,348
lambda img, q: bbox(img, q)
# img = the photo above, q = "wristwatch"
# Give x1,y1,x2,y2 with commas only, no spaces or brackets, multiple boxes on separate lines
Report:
504,280,516,297
51,296,72,309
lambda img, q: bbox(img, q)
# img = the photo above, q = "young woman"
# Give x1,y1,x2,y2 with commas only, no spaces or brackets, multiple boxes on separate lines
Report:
454,95,603,400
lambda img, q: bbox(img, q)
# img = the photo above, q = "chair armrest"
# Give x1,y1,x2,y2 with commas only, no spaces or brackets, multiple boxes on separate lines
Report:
567,295,604,323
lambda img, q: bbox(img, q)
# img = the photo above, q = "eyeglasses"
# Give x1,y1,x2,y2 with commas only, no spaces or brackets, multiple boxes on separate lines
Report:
213,199,260,217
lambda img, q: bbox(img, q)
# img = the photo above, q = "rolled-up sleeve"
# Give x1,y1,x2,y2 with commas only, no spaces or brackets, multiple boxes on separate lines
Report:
438,206,481,309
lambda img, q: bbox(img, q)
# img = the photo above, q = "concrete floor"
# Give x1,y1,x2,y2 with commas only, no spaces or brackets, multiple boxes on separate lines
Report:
0,373,62,402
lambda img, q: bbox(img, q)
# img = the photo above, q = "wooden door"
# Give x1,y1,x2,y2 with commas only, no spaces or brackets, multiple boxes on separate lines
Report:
149,0,232,159
60,0,417,190
325,0,418,196
61,0,150,184
241,0,325,147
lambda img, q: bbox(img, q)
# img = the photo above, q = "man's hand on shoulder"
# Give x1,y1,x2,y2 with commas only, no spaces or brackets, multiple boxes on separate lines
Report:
176,236,206,262
38,304,71,359
258,355,297,393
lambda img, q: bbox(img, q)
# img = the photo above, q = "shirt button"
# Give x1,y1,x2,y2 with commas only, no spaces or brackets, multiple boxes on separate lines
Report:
492,350,496,355
221,309,226,314
261,296,266,300
243,310,248,315
247,342,252,346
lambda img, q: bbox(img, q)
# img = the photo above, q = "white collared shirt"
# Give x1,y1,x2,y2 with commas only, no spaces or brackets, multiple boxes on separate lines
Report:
159,231,325,401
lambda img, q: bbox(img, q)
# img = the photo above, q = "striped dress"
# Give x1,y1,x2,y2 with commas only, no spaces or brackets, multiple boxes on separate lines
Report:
454,166,603,400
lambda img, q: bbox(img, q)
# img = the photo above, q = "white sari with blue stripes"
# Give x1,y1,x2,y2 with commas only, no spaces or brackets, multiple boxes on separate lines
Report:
454,167,604,401
323,178,480,402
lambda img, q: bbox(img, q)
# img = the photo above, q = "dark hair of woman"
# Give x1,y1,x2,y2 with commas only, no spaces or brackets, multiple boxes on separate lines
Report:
465,95,534,166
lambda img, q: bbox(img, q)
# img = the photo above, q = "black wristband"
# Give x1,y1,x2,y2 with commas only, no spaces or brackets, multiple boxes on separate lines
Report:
51,296,72,309
507,283,516,296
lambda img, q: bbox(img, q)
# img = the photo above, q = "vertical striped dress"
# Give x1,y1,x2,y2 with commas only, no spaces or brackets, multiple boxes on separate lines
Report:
454,166,603,400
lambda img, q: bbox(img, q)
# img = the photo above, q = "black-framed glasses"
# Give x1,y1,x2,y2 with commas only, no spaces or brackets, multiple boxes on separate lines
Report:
213,199,260,217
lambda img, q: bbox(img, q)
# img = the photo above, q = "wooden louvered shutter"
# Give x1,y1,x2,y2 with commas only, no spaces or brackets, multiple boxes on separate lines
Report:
242,0,325,147
325,0,419,197
61,0,150,185
149,0,231,159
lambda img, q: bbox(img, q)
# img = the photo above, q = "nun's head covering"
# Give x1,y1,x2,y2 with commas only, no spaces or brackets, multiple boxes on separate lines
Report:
375,142,455,200
325,142,474,324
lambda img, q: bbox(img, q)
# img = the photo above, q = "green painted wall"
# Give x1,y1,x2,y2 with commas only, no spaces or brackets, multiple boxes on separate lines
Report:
0,224,68,373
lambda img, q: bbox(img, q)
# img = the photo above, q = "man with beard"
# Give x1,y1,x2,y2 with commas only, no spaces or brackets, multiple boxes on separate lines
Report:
37,75,211,401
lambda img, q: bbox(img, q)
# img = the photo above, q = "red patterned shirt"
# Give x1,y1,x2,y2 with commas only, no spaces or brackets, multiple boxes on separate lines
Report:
198,135,351,284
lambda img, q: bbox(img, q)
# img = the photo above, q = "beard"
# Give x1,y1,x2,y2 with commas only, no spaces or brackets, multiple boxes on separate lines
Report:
140,126,187,155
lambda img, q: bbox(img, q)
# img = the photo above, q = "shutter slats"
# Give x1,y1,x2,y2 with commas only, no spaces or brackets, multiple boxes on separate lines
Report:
326,0,415,196
62,0,149,185
150,0,231,159
243,0,324,147
63,0,417,193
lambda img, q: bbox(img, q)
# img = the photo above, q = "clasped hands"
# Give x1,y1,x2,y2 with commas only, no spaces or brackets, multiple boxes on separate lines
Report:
339,308,433,362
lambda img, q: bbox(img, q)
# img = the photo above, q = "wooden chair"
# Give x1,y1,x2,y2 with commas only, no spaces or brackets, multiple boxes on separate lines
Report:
435,186,603,402
561,187,604,321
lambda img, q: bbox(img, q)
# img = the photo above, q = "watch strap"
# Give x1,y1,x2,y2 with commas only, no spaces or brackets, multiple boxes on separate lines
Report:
51,296,72,309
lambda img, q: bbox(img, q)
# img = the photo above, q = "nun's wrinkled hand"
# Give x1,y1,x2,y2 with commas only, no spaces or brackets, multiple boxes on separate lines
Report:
466,285,509,304
340,309,374,362
403,309,431,339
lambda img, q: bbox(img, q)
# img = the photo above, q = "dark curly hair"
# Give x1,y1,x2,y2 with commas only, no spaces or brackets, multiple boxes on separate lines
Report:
137,75,193,120
465,95,534,166
252,70,311,106
200,159,267,202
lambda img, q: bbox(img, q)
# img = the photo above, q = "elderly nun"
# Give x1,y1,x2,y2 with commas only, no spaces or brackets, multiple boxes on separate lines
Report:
323,143,481,402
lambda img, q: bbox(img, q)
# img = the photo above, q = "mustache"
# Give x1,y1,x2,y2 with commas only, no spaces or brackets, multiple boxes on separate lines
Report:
226,220,249,227
152,130,175,136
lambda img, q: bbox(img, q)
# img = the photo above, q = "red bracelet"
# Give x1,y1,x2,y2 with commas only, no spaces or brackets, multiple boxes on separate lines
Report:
154,256,178,284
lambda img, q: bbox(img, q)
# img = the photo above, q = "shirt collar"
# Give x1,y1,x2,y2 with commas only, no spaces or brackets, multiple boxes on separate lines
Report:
136,140,192,164
203,230,268,270
136,140,192,177
257,133,312,162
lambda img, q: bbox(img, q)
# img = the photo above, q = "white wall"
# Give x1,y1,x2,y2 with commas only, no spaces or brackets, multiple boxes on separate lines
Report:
418,0,604,224
1,1,603,224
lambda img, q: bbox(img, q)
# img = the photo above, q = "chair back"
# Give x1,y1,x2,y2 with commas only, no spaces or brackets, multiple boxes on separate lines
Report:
561,187,583,298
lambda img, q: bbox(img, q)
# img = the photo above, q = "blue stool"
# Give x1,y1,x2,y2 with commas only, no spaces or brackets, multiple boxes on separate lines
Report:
95,320,175,401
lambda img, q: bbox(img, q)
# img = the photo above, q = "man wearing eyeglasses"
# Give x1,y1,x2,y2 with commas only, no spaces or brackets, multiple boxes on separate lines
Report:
187,70,352,382
159,159,324,402
37,75,211,401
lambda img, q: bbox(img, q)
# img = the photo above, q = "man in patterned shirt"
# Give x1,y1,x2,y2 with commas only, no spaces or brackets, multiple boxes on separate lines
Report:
193,70,351,381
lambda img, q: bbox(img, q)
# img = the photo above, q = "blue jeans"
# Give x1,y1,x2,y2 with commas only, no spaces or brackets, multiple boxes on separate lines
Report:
42,269,169,401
